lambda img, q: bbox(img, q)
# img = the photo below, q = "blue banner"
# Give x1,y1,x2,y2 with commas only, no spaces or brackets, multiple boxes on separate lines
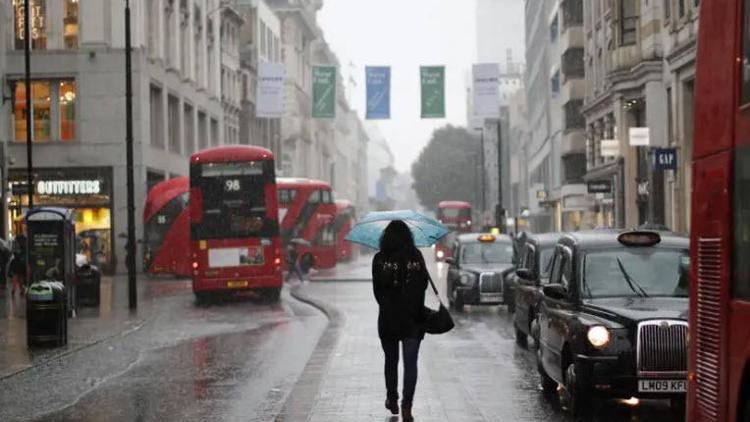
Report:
366,67,391,119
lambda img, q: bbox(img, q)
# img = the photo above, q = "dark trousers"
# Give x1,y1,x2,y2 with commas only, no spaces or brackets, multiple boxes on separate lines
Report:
380,338,421,404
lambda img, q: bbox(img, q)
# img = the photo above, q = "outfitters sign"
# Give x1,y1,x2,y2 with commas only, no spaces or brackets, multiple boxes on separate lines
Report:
420,66,445,118
312,66,336,118
37,180,102,195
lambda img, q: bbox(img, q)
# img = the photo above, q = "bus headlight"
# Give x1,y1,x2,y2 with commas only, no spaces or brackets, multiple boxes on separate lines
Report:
587,326,611,349
436,250,445,259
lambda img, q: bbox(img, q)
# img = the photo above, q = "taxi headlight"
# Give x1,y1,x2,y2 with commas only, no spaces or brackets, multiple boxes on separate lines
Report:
459,273,476,287
587,326,611,349
436,250,445,259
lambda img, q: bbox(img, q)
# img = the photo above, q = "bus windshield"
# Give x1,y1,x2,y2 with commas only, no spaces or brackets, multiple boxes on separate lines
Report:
582,248,690,299
192,161,276,240
439,208,471,219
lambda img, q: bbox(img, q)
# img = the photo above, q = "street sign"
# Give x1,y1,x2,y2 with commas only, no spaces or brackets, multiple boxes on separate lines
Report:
472,63,500,119
587,180,612,194
312,66,336,118
420,66,446,118
629,127,650,146
600,139,619,157
653,148,678,171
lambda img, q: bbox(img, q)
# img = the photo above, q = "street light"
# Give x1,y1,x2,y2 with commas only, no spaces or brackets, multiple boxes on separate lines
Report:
124,0,136,309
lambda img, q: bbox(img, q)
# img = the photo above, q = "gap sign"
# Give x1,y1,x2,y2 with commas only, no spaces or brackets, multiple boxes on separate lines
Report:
653,148,678,171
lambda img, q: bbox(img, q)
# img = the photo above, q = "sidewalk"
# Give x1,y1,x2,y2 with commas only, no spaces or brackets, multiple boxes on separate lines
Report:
310,253,374,282
0,275,188,379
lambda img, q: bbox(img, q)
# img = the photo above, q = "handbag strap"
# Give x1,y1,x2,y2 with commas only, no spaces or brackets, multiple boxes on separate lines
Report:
425,272,446,307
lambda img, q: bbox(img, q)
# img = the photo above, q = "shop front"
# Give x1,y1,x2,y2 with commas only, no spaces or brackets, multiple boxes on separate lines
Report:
8,167,115,274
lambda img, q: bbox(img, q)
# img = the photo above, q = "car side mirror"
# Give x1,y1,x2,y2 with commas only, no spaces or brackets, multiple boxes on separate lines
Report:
543,284,567,300
444,257,455,266
516,268,532,280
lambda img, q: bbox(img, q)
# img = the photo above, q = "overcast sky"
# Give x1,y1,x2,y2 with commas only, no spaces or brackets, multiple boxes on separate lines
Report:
318,1,477,173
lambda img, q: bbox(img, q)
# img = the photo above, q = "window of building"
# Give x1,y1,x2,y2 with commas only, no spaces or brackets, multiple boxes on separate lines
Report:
14,0,47,50
620,0,638,45
562,0,583,30
198,111,208,150
260,21,267,57
63,0,79,49
664,0,671,20
13,79,76,143
180,0,190,76
211,118,219,147
150,85,164,149
734,147,750,301
550,16,559,42
678,0,686,17
168,94,180,153
184,103,195,153
551,71,561,95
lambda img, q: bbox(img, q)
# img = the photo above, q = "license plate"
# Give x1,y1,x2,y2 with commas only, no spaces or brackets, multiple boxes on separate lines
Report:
638,379,687,393
227,280,249,289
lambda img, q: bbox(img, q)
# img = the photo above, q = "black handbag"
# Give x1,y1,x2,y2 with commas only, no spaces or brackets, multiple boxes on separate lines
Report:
422,274,454,334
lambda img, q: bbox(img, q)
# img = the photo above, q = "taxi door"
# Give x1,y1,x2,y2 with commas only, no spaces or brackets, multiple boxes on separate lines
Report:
538,246,574,382
514,244,537,333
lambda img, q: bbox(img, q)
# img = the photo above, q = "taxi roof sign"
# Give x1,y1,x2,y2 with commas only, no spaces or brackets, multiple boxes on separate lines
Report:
478,234,496,243
617,231,661,247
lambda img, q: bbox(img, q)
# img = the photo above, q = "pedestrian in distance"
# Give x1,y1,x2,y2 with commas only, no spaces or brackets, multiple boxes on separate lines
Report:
0,239,11,290
372,220,429,422
10,234,27,296
286,244,306,283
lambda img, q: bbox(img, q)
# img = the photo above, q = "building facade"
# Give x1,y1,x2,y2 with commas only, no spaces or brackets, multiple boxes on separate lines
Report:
582,0,698,231
221,6,243,146
0,0,225,273
523,0,587,233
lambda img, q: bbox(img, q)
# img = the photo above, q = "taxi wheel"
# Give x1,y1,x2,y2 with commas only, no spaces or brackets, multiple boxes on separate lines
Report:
453,293,464,312
537,348,557,394
559,363,592,416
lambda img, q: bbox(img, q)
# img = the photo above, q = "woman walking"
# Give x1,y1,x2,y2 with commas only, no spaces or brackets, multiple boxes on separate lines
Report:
372,220,429,421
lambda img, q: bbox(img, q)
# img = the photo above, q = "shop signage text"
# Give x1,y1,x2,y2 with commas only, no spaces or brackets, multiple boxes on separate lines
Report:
653,148,678,171
587,180,613,194
629,127,650,146
37,180,102,195
600,139,619,157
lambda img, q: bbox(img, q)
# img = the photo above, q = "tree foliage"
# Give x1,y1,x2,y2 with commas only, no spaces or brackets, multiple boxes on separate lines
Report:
411,125,481,212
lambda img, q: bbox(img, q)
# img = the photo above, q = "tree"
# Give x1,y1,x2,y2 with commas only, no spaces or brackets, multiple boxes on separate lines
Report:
411,125,481,211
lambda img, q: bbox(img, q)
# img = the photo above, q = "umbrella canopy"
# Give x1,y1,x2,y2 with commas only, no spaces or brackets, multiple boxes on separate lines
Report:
344,210,449,250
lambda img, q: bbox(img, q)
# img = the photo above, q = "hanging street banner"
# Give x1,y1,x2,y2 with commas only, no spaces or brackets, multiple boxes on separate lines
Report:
629,127,650,146
366,66,391,119
256,63,285,118
653,147,678,171
472,63,500,120
313,66,336,118
421,66,445,118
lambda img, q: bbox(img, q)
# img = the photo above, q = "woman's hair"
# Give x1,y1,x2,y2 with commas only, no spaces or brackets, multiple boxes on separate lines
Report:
379,220,416,254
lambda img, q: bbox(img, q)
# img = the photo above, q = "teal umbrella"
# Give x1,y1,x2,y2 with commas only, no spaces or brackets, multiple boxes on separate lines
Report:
345,210,449,250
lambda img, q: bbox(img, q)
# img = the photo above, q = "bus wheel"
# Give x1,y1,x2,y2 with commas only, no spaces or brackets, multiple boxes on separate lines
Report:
262,288,281,303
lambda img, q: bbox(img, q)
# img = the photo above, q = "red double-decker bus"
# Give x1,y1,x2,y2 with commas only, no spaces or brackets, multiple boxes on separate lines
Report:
437,200,473,232
277,178,337,270
189,146,282,301
688,1,750,421
334,200,357,262
143,177,191,276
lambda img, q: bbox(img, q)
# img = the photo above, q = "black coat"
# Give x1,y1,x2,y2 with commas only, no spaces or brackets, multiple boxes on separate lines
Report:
372,250,429,340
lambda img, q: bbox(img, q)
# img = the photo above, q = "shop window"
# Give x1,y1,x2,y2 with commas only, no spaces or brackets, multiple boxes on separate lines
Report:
14,81,57,143
59,81,76,141
63,0,78,49
734,147,750,301
13,0,47,51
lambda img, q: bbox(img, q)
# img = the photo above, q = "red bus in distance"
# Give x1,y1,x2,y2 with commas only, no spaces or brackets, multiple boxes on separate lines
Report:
277,178,337,270
143,177,191,276
334,200,357,262
189,146,282,301
688,1,750,421
437,201,472,232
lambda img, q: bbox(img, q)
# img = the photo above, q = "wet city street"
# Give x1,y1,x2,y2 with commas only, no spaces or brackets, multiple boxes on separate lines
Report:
0,252,684,422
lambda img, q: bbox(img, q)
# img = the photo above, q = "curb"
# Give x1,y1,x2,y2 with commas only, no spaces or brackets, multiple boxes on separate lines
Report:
279,283,345,421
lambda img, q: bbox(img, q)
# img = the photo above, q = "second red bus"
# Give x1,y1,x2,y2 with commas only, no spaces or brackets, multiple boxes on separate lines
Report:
334,200,357,262
143,177,191,276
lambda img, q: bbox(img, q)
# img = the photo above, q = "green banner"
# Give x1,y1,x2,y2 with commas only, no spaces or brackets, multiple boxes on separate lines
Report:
313,66,336,118
420,66,445,118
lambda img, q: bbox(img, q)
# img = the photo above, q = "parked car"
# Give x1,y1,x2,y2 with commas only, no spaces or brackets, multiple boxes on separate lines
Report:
510,233,560,347
536,230,689,417
445,233,515,311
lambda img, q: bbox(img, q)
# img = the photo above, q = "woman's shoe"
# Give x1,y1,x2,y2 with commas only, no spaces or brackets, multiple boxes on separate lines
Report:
401,402,413,422
385,398,399,415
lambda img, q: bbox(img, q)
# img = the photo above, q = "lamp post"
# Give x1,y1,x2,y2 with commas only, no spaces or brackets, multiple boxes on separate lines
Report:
23,0,32,210
125,0,137,309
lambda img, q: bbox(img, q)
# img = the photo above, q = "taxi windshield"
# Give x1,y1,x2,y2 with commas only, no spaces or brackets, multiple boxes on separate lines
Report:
461,242,514,264
582,248,689,299
539,248,554,278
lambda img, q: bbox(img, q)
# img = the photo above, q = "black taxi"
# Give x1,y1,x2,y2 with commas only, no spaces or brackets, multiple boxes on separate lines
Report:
510,232,560,347
445,233,515,311
535,230,689,416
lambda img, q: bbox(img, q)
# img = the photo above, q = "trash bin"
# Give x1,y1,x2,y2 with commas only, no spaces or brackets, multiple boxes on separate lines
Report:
75,264,101,307
26,281,67,347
